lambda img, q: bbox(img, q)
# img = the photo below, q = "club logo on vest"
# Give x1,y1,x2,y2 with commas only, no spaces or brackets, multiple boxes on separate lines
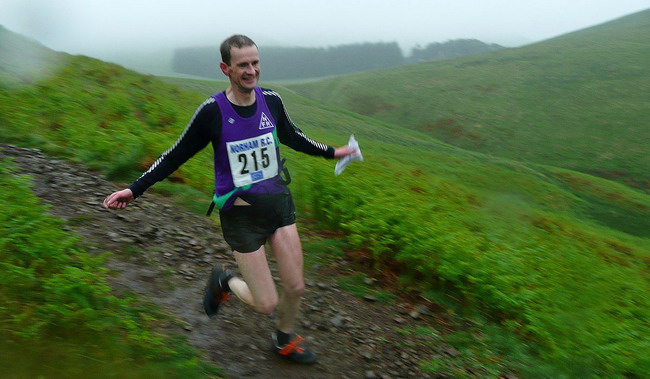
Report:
259,112,274,130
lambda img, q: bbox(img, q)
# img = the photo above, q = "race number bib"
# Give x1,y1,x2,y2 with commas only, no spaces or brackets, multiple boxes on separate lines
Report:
227,133,278,187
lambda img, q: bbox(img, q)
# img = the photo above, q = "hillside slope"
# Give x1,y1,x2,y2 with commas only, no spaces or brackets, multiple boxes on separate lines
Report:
287,9,650,190
2,25,650,377
2,143,468,378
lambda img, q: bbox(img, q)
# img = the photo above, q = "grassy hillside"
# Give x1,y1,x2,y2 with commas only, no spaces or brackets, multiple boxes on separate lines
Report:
2,26,650,377
0,159,221,378
286,9,650,191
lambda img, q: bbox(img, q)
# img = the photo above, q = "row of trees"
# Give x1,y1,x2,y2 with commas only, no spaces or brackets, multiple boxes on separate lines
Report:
410,39,503,62
172,39,504,80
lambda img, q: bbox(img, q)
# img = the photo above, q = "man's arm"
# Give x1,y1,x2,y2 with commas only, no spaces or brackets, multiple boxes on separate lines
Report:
104,98,219,209
128,98,219,198
263,89,336,158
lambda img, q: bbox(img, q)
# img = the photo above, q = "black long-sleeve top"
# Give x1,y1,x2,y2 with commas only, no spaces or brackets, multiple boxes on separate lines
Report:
129,88,335,198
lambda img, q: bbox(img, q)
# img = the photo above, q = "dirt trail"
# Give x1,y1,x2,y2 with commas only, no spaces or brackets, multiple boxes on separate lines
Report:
2,144,456,379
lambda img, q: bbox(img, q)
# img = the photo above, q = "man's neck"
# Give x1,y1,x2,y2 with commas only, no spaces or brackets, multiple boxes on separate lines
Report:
226,87,256,106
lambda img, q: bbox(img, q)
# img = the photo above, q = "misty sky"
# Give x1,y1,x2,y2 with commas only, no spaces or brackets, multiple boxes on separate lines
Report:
2,0,649,56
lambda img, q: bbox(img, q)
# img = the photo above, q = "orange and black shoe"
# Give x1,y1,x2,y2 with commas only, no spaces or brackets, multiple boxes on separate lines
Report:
271,333,318,364
203,264,233,317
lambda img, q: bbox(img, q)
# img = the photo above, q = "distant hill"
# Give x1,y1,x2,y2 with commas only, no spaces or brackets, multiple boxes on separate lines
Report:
172,39,505,80
0,25,68,87
287,9,650,190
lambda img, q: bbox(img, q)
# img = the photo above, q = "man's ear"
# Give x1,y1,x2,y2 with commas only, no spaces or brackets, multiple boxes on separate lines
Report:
220,62,229,76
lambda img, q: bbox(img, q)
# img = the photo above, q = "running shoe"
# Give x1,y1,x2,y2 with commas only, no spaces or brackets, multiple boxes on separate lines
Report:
203,264,233,317
272,333,318,364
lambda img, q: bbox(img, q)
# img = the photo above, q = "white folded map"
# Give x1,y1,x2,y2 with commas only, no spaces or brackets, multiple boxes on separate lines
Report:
335,134,363,176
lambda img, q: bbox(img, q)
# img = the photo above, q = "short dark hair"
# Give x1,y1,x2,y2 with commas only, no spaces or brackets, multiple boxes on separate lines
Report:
220,34,257,65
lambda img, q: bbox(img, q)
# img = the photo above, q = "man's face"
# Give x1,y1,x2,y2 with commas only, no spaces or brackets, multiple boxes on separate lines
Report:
221,45,260,93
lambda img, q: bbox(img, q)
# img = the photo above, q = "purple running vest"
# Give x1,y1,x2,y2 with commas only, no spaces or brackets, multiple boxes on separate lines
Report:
212,87,284,210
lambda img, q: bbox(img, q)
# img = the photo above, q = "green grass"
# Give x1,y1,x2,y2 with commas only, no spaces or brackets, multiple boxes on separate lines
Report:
336,272,397,304
0,159,222,378
301,237,348,267
398,324,561,378
2,23,650,377
286,9,650,191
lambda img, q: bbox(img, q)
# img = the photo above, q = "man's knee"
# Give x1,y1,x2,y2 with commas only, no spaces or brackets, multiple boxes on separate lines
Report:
284,281,305,297
255,298,279,315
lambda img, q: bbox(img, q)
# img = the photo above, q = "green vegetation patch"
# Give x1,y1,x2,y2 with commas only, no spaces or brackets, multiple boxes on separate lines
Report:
0,159,221,378
336,272,396,304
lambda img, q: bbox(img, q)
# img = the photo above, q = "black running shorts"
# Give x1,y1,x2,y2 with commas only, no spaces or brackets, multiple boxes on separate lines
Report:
219,189,296,253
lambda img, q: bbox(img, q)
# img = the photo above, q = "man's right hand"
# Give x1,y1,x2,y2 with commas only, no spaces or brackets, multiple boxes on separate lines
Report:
103,188,134,210
334,146,357,158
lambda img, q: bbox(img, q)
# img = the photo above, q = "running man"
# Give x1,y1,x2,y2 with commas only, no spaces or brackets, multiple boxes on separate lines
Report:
103,34,356,364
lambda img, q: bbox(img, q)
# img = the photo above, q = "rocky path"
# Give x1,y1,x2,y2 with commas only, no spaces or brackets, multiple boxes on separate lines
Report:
2,144,465,379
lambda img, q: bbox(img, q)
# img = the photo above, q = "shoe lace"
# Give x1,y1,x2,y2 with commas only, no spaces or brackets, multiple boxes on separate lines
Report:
278,336,305,355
